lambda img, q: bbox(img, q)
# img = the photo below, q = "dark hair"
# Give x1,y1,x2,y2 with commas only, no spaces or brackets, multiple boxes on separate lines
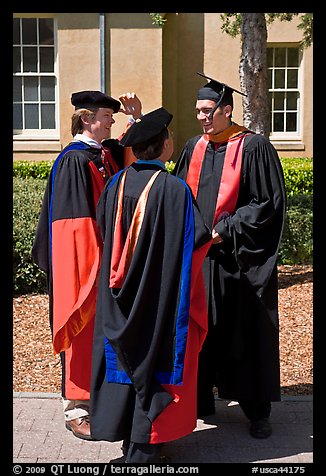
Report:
131,127,169,161
219,89,234,109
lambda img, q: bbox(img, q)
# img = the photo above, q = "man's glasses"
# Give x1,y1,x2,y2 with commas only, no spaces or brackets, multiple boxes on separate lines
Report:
196,108,214,119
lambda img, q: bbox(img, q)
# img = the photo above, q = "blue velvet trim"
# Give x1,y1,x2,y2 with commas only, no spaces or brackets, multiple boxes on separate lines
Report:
107,168,126,189
166,184,194,384
104,337,132,384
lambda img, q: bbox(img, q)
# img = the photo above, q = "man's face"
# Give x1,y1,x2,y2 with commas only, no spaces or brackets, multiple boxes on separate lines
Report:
89,107,115,143
195,99,229,135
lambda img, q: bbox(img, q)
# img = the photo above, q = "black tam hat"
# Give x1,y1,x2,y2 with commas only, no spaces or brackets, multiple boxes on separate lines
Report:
71,90,121,113
197,72,246,106
120,107,173,147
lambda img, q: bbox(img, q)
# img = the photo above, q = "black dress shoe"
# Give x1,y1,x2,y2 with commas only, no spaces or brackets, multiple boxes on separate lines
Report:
249,417,272,438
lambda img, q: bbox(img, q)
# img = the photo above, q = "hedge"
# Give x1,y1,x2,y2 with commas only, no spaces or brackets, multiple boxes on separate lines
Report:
280,157,313,196
13,157,313,197
13,177,47,294
166,158,313,196
13,158,313,295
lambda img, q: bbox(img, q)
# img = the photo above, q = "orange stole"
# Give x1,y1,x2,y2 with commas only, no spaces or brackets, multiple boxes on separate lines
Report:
110,169,162,288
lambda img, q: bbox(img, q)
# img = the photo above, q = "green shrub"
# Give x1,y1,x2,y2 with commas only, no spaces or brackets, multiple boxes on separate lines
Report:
278,194,313,265
13,160,54,179
280,157,313,196
13,177,47,295
14,157,313,197
165,160,176,174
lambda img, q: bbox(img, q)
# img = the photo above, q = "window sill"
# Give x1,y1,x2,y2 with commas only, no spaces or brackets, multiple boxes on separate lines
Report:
271,141,305,151
13,140,62,153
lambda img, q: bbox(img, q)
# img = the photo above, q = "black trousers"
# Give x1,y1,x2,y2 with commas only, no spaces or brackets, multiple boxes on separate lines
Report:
238,400,271,421
125,442,162,463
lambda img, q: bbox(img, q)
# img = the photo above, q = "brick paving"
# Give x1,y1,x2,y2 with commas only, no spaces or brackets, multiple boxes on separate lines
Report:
12,393,313,465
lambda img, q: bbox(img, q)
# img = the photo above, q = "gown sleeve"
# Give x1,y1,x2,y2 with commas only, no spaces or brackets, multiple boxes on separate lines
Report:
214,134,286,296
50,152,103,353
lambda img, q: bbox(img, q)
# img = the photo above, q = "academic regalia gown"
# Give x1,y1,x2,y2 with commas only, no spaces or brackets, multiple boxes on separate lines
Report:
32,141,116,400
90,161,212,444
173,129,286,406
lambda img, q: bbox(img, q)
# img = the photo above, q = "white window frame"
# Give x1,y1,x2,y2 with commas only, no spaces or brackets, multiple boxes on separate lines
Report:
268,43,303,144
13,15,60,141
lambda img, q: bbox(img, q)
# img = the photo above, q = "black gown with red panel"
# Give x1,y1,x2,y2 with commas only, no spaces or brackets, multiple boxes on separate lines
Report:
89,161,212,444
173,127,286,412
32,140,120,400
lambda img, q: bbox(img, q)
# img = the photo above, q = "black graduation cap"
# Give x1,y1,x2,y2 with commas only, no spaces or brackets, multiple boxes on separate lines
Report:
71,90,121,113
197,72,246,105
120,107,173,147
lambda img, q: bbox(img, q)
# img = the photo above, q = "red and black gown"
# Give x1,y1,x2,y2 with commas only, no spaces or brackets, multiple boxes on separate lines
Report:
172,124,286,415
90,160,212,444
32,139,123,400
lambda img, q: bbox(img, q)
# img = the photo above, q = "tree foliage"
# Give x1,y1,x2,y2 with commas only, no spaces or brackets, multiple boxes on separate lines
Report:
221,13,313,49
149,13,167,26
150,13,313,48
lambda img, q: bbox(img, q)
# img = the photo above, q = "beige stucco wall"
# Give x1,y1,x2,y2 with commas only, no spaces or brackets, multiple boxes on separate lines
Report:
203,13,243,124
107,13,163,139
57,14,102,147
13,13,313,161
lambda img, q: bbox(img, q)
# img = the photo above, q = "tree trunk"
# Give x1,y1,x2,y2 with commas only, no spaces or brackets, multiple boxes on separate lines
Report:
240,13,270,137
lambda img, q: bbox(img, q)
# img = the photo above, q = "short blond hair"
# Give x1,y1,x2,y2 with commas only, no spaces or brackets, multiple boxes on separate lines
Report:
71,108,96,136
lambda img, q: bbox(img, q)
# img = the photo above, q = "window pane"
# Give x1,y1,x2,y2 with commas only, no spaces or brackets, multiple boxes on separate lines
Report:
41,104,55,129
275,69,285,89
39,19,54,45
13,16,57,133
267,48,273,67
268,69,272,89
287,69,298,88
274,48,286,67
13,103,23,129
274,112,284,132
286,112,297,132
287,48,299,67
24,77,39,101
40,76,55,100
40,47,54,72
13,18,21,44
13,46,21,73
13,77,22,101
22,18,37,45
287,92,299,110
23,47,38,72
25,104,39,129
274,92,284,111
